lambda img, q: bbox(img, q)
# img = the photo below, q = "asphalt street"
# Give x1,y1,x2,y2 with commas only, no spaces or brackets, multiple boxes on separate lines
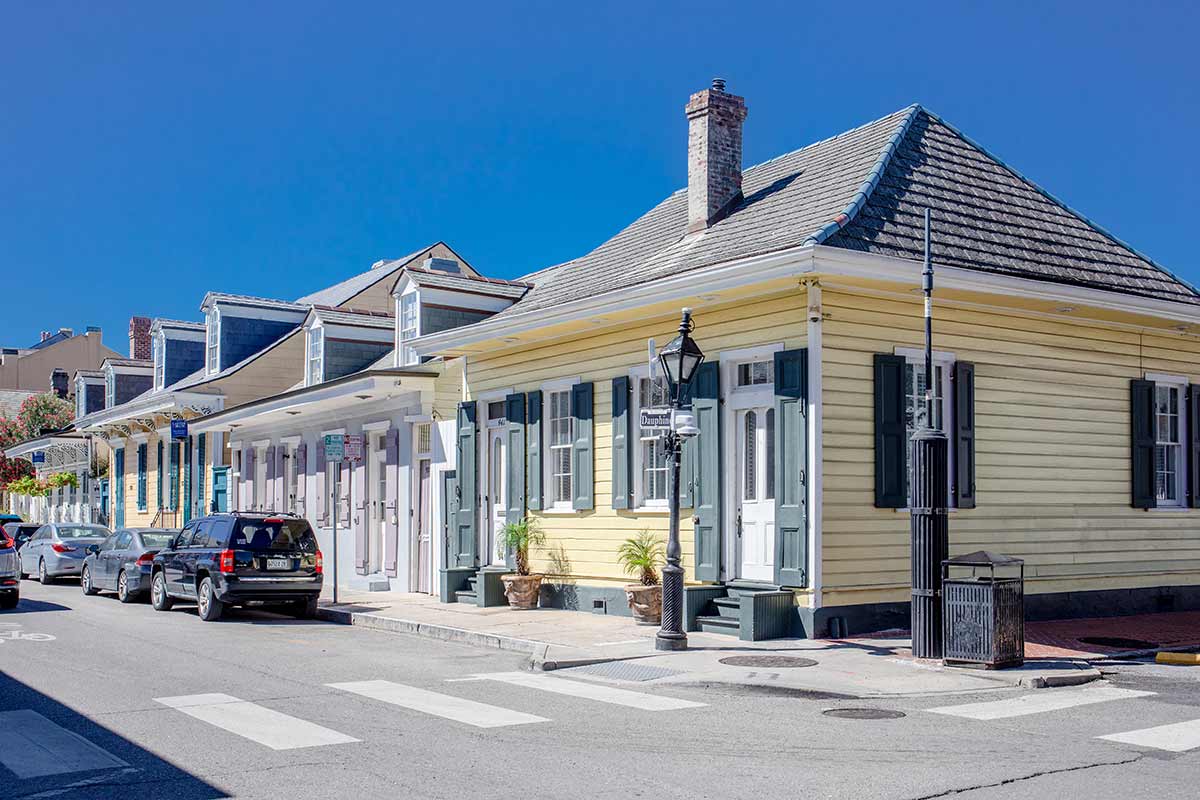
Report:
0,580,1197,800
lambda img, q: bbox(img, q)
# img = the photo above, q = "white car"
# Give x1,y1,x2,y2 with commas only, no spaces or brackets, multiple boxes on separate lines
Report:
0,527,18,609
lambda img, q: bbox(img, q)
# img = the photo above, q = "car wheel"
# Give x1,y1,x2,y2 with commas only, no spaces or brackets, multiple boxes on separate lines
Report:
81,565,98,596
38,560,52,585
117,570,136,603
196,577,223,622
0,593,17,610
151,572,173,611
291,595,319,619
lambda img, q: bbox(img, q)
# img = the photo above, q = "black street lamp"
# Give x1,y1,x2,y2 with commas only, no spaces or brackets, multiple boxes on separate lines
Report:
655,308,705,652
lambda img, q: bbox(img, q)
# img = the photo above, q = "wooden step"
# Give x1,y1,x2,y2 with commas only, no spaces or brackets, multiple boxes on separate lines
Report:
696,615,739,636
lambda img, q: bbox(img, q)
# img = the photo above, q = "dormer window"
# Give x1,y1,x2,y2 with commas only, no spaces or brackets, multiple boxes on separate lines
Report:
206,307,220,374
153,332,165,390
307,326,324,386
398,292,419,366
105,369,115,408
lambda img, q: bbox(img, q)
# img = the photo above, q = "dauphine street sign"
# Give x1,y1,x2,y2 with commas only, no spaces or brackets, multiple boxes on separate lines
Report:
639,408,671,428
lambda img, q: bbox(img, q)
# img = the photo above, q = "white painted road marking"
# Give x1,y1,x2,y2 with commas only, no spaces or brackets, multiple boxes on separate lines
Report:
328,680,548,728
1099,719,1200,752
154,693,359,750
928,686,1155,720
0,709,128,778
479,671,707,711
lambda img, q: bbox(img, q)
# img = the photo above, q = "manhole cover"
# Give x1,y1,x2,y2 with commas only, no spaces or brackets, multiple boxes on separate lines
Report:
563,662,683,682
718,655,818,668
822,708,906,720
1077,636,1160,650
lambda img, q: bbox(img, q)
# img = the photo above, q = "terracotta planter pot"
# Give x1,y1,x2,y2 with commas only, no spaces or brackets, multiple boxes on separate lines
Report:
625,583,662,625
501,574,544,609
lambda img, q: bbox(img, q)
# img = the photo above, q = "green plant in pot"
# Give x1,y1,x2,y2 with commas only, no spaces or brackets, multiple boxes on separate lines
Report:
617,530,665,624
499,517,546,609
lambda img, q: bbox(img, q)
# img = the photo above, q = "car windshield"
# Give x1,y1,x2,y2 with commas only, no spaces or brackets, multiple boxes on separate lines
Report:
59,526,108,539
141,533,175,548
231,519,317,553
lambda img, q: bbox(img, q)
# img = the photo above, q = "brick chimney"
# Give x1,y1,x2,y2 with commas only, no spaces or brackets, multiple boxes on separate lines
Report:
128,316,152,360
685,78,748,233
50,369,68,399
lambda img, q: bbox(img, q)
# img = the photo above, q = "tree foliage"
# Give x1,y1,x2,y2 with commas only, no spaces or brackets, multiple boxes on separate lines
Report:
15,392,73,442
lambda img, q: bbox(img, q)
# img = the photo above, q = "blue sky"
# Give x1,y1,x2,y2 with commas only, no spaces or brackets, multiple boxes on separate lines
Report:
2,1,1196,350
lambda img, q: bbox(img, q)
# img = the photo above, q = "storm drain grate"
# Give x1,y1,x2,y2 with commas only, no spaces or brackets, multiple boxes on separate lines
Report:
1077,636,1160,650
563,662,684,682
823,708,906,720
719,655,818,669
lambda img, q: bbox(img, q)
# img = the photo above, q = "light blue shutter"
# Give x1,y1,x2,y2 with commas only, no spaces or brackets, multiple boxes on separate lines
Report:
571,382,594,511
526,391,542,511
691,362,721,582
455,402,479,567
611,377,632,510
773,348,808,588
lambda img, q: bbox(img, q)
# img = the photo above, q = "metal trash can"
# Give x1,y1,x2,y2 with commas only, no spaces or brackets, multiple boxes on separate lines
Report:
941,551,1024,669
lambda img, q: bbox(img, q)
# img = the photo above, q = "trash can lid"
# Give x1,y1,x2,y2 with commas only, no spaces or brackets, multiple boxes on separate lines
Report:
943,550,1024,566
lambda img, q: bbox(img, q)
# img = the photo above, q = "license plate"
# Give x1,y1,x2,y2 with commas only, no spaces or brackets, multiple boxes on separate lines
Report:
266,558,291,571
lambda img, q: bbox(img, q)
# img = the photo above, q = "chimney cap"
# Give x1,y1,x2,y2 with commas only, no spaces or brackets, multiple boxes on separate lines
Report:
712,78,726,92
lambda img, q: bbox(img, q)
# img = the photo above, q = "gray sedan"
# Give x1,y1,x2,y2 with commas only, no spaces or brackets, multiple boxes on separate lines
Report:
19,524,110,584
81,528,178,603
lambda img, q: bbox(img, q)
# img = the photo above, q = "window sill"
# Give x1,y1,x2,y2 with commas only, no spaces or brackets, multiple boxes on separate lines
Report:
1147,505,1193,512
630,506,671,515
539,505,579,516
893,507,962,513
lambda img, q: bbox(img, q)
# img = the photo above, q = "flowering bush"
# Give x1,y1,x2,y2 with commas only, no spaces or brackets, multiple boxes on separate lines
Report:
16,393,73,442
0,416,32,490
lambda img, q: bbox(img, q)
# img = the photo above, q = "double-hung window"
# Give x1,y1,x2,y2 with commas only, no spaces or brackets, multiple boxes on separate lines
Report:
105,369,115,408
153,333,165,390
901,351,954,502
634,373,671,507
399,293,419,366
307,327,323,386
1152,378,1186,506
136,444,148,511
75,380,86,419
206,308,220,374
548,389,574,508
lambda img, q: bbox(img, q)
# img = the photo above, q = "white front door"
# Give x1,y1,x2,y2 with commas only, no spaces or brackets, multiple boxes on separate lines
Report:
416,459,431,593
370,434,387,574
487,430,507,566
736,405,776,583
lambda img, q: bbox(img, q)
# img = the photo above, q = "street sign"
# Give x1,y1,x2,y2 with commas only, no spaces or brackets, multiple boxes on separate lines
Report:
324,434,345,461
343,434,364,462
31,452,45,464
171,419,188,439
639,408,671,428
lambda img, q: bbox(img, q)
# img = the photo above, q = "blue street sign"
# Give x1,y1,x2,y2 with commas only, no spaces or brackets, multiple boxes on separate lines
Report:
31,452,45,464
171,419,188,439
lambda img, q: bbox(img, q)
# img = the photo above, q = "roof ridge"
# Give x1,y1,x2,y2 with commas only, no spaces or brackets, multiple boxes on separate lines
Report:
917,107,1200,300
802,104,923,246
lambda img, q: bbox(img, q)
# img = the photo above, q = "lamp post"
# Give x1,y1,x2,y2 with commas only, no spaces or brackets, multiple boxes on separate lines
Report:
655,308,705,652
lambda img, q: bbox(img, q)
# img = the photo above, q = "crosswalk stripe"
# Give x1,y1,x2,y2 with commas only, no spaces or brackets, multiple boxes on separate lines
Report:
0,710,129,779
928,686,1155,720
479,671,707,711
327,680,548,728
1099,719,1200,753
154,693,359,750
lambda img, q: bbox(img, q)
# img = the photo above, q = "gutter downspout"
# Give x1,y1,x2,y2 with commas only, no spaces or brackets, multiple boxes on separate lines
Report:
805,280,824,611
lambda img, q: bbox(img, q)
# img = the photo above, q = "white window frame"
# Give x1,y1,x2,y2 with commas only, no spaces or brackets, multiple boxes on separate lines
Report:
398,291,420,367
1146,372,1188,509
206,307,220,375
306,325,324,387
153,332,165,390
541,377,580,513
895,346,956,508
75,378,86,419
105,368,115,408
629,364,671,511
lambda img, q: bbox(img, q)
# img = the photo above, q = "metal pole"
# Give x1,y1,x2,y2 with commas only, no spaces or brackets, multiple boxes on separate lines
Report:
911,207,949,659
656,311,693,652
331,462,339,605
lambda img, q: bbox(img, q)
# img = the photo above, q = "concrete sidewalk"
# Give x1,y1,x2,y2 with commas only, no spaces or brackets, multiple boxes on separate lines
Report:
317,591,1101,698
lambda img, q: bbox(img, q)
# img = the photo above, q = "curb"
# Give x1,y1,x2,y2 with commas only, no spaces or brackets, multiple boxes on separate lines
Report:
1156,651,1200,666
1017,668,1103,689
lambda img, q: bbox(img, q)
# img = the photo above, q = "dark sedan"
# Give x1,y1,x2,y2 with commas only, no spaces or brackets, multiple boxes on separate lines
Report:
82,528,179,603
2,523,40,551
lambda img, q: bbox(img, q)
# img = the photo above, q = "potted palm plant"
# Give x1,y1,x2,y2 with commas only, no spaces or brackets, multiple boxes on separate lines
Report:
618,530,665,624
500,517,546,609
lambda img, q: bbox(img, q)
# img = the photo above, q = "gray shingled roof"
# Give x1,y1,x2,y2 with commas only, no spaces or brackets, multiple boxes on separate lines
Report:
295,248,426,307
405,267,529,298
490,105,1196,319
310,307,395,329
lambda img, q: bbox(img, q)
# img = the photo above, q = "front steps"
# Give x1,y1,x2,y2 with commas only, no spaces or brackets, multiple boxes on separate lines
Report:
440,566,508,607
687,582,794,641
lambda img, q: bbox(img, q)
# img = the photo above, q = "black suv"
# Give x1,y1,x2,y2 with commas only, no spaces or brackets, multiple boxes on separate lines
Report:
150,513,323,622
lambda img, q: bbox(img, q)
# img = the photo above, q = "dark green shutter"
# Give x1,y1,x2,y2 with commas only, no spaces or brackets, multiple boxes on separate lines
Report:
114,447,125,528
1191,386,1200,508
953,361,976,509
455,402,479,566
691,361,721,582
774,348,808,588
169,442,180,510
137,443,147,510
611,376,632,510
198,434,207,513
1130,379,1155,509
505,392,526,528
571,382,594,510
157,440,164,510
874,354,907,508
526,391,542,511
183,437,193,524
